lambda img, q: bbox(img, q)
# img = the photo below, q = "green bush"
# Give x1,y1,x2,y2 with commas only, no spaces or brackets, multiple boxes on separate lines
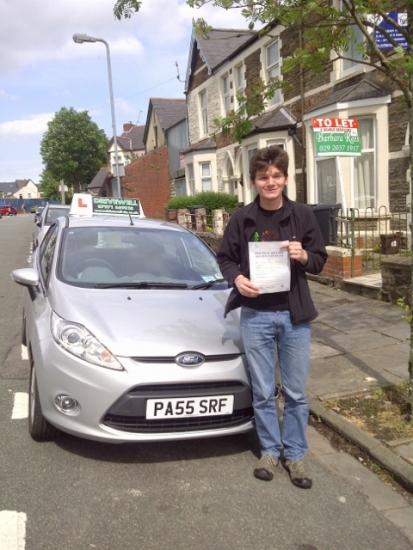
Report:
166,192,238,214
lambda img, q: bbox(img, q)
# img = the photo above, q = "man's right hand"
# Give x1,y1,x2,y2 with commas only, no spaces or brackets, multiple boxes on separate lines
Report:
234,274,260,298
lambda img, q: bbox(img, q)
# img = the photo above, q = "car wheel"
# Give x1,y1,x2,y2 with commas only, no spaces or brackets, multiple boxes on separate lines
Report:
29,359,60,441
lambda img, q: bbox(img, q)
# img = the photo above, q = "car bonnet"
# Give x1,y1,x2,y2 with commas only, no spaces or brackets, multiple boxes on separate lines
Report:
50,282,244,357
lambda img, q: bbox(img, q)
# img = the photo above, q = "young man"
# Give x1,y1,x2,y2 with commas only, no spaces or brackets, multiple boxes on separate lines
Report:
217,145,327,489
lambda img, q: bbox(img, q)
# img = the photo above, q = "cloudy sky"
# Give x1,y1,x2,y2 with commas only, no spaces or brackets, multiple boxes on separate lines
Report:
0,0,247,183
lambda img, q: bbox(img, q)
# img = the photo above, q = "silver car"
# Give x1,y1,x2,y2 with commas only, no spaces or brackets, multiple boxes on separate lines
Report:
33,203,71,248
12,209,253,443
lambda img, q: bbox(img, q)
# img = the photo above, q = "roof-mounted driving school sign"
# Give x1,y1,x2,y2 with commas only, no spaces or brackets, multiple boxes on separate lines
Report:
69,194,145,217
312,118,361,157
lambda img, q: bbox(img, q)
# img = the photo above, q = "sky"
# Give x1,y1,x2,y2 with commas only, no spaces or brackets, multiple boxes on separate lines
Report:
0,0,248,184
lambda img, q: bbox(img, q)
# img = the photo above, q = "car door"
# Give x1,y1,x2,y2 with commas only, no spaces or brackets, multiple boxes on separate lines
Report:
25,223,59,348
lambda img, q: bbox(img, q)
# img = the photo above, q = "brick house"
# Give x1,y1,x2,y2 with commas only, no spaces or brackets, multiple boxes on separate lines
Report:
121,98,188,218
183,19,409,215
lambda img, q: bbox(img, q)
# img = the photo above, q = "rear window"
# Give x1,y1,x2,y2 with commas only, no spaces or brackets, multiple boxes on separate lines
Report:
45,207,70,225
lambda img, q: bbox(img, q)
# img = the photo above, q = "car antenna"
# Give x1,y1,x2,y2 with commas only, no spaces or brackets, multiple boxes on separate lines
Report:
128,212,134,226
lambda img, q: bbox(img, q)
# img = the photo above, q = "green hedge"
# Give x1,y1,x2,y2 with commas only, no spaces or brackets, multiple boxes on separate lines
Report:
166,192,238,214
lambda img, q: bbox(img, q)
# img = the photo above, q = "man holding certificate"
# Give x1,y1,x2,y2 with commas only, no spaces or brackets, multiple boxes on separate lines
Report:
217,145,327,489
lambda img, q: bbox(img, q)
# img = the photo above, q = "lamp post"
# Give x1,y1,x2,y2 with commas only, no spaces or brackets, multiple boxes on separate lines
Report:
73,33,121,198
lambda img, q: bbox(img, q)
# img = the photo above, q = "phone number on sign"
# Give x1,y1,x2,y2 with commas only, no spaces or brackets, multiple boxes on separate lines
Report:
318,145,360,153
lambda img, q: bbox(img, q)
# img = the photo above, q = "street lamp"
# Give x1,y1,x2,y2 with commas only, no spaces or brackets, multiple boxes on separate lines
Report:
73,33,122,198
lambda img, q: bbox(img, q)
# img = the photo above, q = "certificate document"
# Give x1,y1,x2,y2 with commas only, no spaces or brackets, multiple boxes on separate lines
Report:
248,241,291,294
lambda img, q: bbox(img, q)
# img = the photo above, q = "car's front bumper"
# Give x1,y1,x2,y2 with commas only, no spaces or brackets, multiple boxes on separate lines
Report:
32,337,253,443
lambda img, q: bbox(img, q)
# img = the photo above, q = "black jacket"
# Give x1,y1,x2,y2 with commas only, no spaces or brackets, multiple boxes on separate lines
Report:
217,195,328,323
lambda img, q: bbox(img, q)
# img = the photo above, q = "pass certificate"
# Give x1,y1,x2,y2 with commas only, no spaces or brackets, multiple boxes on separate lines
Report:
248,241,291,294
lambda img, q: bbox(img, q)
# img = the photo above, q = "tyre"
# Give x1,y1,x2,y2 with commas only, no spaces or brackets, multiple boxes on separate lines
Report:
29,359,60,441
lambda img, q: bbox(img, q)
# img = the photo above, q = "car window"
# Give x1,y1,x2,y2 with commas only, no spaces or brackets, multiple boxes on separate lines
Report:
58,227,224,288
45,206,70,226
39,224,59,287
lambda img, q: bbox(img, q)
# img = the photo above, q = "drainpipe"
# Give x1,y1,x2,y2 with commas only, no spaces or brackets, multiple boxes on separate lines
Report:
299,26,307,204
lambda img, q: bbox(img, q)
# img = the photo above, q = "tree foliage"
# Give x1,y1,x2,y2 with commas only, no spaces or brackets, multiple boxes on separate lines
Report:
40,108,109,193
186,1,413,141
113,0,142,19
39,168,72,202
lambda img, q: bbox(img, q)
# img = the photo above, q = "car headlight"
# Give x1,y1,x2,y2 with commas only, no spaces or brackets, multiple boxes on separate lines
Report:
50,311,123,371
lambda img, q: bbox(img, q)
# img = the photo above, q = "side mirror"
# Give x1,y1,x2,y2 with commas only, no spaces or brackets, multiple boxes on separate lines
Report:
11,268,39,287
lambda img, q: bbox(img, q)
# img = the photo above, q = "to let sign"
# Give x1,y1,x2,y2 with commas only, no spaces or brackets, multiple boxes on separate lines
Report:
312,118,361,157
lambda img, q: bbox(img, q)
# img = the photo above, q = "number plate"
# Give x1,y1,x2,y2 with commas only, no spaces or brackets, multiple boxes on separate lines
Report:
146,395,234,419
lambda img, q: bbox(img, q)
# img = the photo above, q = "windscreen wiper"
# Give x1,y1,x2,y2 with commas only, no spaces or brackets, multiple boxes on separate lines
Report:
191,278,227,290
93,282,188,289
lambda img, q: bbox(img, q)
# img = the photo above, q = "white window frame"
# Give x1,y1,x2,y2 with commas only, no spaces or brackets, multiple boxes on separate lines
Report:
200,162,212,191
315,157,338,204
342,24,364,72
187,163,195,196
221,74,231,115
352,116,376,211
234,63,245,110
266,40,281,107
199,90,208,136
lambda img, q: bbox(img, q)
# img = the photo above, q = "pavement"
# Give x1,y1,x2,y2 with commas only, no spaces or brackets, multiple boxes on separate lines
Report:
306,276,413,538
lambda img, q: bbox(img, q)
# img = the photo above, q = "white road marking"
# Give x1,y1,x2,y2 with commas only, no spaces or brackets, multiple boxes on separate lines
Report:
21,346,28,361
0,511,26,549
11,393,29,420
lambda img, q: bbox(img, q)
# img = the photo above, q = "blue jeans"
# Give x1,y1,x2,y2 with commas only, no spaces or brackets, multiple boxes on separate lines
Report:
240,307,311,460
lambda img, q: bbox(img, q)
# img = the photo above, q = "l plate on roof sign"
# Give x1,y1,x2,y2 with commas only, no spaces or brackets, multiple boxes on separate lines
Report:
312,118,361,157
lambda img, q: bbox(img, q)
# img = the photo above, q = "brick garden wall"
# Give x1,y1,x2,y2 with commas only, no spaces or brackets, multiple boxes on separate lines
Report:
122,146,169,219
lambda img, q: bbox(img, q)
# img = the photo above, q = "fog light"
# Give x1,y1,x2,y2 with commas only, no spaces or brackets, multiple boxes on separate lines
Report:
55,394,78,413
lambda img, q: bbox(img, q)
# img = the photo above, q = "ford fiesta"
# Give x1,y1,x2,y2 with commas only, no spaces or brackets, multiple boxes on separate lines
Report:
12,195,253,443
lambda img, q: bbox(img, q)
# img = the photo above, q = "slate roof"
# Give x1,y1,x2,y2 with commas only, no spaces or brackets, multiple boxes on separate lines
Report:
185,28,257,91
306,79,390,114
249,107,297,135
150,98,188,130
196,29,256,72
88,168,110,191
0,179,34,195
121,124,145,151
143,98,188,144
181,138,216,155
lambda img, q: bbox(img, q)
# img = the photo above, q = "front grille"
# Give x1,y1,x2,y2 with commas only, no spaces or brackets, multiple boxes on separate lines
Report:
132,354,241,363
129,381,243,394
103,407,253,433
102,380,253,434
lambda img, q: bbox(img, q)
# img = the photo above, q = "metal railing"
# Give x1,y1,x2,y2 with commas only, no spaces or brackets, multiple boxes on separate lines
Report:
335,206,410,273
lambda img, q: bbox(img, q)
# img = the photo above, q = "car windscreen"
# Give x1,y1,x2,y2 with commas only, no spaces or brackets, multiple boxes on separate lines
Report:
58,226,227,289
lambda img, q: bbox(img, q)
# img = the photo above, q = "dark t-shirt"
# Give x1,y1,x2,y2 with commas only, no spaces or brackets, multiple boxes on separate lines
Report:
240,205,289,311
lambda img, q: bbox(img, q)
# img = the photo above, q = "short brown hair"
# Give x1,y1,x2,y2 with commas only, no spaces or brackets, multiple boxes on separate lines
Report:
249,145,289,182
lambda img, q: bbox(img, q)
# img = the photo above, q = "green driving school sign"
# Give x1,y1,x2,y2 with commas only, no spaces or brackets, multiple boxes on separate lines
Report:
312,118,361,157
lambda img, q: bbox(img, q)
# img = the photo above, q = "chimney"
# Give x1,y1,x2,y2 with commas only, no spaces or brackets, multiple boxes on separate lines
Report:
123,122,135,131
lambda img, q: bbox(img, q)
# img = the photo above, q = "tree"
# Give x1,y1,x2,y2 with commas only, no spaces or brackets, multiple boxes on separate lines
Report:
38,168,72,203
40,107,109,193
114,0,413,417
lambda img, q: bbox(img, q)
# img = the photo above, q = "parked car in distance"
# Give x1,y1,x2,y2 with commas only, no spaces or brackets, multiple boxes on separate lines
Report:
33,203,70,248
0,204,17,216
12,194,252,444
